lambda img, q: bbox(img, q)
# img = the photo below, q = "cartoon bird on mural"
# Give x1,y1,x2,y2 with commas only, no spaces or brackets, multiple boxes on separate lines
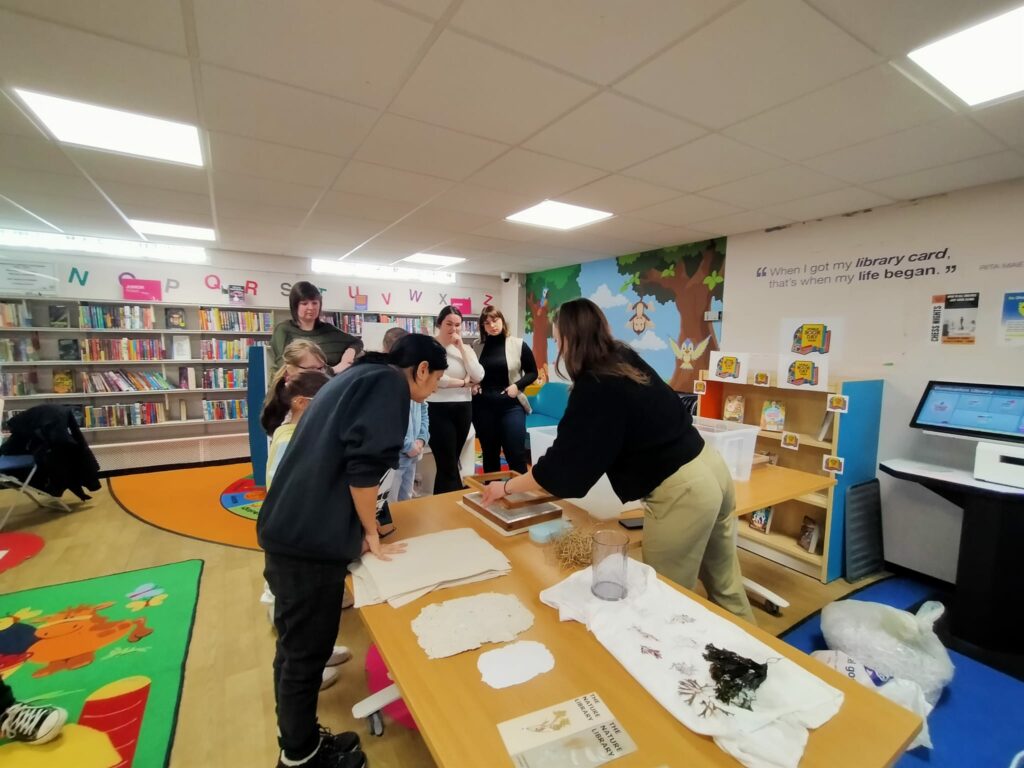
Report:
669,336,711,370
626,300,655,335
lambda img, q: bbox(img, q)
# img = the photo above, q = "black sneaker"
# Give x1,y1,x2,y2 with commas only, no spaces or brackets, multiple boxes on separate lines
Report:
0,702,68,744
276,747,366,768
319,725,361,755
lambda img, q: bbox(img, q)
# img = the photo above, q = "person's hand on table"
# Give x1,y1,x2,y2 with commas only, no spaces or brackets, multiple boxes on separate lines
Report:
364,532,407,561
481,479,508,506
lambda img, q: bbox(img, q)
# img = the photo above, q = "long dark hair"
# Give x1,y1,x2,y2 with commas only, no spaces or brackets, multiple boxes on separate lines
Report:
479,305,508,338
554,298,649,385
357,333,448,372
289,281,322,324
261,369,329,435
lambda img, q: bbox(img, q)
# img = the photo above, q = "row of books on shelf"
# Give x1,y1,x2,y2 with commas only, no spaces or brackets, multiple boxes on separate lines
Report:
203,399,247,421
0,337,40,362
197,338,264,361
77,304,157,330
73,370,176,394
721,395,834,440
76,338,165,361
0,302,31,328
0,372,37,396
197,308,274,332
747,507,822,552
79,402,165,428
178,367,247,390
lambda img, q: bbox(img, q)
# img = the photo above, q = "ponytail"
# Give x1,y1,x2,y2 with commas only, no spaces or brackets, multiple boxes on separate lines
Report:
260,369,329,435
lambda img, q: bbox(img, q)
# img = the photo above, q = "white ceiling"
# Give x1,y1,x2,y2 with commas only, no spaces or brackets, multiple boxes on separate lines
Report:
1,0,1023,276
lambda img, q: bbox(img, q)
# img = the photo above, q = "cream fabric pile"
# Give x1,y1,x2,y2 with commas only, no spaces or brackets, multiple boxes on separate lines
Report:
349,528,511,608
540,562,843,768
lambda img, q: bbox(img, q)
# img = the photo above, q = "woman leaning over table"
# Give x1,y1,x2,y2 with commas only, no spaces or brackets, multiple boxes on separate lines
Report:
427,305,484,494
270,281,362,375
481,298,754,622
471,305,537,474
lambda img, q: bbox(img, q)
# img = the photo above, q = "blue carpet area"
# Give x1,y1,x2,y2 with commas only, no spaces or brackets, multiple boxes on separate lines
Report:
781,577,1024,768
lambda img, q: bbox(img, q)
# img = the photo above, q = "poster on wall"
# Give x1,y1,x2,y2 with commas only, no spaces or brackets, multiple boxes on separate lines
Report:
776,353,830,392
777,318,843,365
930,292,978,344
1000,291,1024,346
0,260,58,296
707,351,749,383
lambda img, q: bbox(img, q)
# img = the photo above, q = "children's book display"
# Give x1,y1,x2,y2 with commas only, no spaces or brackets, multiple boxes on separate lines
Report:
760,400,786,431
748,507,773,534
722,395,745,422
799,516,821,553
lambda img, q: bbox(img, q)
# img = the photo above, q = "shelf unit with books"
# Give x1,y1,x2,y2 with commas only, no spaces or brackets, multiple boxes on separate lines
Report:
698,372,883,582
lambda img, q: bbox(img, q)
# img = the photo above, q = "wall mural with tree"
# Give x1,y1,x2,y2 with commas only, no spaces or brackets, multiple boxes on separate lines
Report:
524,238,726,392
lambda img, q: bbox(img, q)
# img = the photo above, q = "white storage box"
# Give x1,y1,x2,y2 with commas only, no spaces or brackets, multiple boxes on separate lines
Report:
693,416,759,482
528,426,641,520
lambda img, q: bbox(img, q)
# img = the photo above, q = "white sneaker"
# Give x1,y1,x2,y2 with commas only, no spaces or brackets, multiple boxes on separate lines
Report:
326,645,352,667
320,666,341,691
0,702,68,744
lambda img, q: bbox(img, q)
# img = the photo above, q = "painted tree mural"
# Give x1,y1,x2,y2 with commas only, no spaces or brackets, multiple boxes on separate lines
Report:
524,265,582,375
617,238,726,391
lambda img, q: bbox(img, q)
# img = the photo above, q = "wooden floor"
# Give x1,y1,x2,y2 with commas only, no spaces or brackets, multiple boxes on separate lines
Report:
0,481,878,767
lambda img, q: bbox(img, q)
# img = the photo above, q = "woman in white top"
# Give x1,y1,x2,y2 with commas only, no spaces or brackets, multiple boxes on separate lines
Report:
427,306,485,493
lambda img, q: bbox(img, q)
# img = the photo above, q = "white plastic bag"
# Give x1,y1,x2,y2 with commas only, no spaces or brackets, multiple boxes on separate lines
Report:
812,650,934,750
821,599,954,705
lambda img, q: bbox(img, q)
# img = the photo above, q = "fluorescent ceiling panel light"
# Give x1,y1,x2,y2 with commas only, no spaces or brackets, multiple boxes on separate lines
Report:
129,219,215,241
311,258,456,284
399,253,466,268
0,228,207,263
14,88,204,165
506,199,613,230
907,5,1024,106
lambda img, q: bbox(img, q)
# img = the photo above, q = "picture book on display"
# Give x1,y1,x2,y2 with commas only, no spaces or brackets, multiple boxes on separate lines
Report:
748,507,773,534
722,395,745,422
52,369,75,394
58,338,81,361
799,516,821,553
48,304,70,328
760,400,786,432
165,307,187,329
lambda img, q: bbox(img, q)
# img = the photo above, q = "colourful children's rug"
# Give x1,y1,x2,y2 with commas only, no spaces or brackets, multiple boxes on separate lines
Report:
0,560,203,767
0,532,44,574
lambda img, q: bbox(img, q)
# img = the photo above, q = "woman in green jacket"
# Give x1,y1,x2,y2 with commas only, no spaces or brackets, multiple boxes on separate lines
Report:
271,281,362,374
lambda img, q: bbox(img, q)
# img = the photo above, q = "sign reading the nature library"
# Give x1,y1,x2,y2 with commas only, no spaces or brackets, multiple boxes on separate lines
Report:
0,260,58,296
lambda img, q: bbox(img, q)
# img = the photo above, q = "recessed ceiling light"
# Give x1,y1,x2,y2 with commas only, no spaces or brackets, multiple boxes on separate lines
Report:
311,258,456,284
506,199,613,230
129,219,215,241
14,88,204,166
907,5,1024,106
399,253,466,268
0,228,207,263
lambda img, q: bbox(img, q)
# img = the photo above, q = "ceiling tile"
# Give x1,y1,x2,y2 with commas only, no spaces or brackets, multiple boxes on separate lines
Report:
451,0,734,85
723,65,952,161
806,116,1008,183
355,113,508,181
385,0,450,20
315,189,416,223
333,160,452,205
642,226,717,247
971,98,1024,149
397,204,493,234
68,147,209,195
430,184,536,218
623,134,786,192
0,166,99,201
805,0,1020,58
689,209,795,236
378,224,457,247
217,198,310,228
759,186,894,222
432,234,524,254
100,181,211,217
702,165,845,208
630,194,743,226
472,220,545,242
616,0,879,129
0,0,188,54
467,149,604,197
535,229,655,256
864,151,1024,200
0,10,197,122
194,0,433,109
524,92,705,171
3,192,131,235
212,171,323,210
201,66,379,157
391,31,596,145
558,175,680,212
0,93,44,137
209,132,347,188
568,215,668,241
0,195,59,230
0,134,82,176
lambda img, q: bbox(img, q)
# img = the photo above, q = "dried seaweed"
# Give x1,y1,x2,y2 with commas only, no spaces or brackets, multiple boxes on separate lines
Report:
640,645,662,659
703,644,767,710
677,679,732,718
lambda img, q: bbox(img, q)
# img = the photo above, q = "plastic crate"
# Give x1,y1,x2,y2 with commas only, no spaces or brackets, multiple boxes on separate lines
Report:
693,416,760,482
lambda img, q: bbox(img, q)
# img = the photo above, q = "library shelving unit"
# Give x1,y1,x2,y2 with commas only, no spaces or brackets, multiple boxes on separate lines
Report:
319,311,480,339
0,297,474,472
698,372,883,582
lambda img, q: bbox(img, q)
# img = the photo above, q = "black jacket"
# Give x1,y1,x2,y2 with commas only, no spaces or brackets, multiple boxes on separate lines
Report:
1,405,101,501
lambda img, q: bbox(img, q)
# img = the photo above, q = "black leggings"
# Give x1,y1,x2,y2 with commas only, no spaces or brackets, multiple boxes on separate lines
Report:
428,401,473,494
472,393,528,474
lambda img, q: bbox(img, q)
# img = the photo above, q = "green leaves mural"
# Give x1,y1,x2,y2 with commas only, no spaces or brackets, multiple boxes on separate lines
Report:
525,265,582,374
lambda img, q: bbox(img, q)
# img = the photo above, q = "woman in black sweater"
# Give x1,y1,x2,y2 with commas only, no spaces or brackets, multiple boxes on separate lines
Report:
472,306,537,474
481,298,753,621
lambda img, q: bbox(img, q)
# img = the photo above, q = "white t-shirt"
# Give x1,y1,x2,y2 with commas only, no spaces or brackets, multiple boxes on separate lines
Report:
427,342,485,403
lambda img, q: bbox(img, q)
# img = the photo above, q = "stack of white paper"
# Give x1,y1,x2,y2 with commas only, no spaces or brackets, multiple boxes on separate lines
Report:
350,528,511,608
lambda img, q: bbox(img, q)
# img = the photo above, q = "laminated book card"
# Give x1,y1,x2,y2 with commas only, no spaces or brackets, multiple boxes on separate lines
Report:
707,351,749,383
497,692,636,767
776,353,829,392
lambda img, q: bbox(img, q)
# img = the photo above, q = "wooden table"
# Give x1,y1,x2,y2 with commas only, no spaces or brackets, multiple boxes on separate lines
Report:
359,491,919,768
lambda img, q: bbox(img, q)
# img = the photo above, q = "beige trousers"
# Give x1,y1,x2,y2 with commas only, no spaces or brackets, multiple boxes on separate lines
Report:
642,444,755,623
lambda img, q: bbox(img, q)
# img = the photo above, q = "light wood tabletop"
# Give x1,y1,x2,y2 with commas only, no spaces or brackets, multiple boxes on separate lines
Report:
359,491,918,768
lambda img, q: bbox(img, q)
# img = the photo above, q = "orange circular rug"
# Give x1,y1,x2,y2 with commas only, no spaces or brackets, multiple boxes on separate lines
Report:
109,462,260,550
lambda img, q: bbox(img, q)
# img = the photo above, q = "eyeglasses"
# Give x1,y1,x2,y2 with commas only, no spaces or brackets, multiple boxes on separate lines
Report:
297,364,327,372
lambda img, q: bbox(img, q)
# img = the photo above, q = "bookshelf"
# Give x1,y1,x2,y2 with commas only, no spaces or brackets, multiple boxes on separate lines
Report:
698,372,883,583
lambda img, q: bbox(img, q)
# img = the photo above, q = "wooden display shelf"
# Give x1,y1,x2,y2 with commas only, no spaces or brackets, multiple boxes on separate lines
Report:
732,464,834,517
795,492,829,508
757,429,833,450
738,526,823,567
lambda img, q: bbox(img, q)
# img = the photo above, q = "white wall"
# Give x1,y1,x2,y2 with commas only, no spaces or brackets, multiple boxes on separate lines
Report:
721,178,1024,582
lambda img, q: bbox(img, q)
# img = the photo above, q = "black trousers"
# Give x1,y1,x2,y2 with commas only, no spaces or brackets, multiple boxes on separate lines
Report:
472,393,528,474
428,401,472,494
0,677,14,713
264,551,348,761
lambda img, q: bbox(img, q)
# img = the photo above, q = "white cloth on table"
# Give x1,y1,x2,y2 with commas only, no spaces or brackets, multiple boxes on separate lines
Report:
349,528,511,608
539,562,843,768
